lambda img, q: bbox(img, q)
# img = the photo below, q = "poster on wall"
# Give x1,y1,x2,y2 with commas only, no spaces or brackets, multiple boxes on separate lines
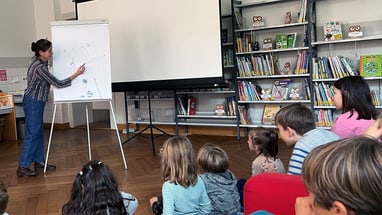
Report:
51,19,112,103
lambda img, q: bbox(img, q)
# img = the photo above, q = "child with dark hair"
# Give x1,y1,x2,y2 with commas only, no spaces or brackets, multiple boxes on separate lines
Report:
0,181,9,215
247,127,285,176
62,160,138,215
274,103,339,175
331,76,379,138
197,143,241,215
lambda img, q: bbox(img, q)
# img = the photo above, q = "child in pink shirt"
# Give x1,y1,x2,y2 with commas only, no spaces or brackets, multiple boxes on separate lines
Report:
331,76,379,138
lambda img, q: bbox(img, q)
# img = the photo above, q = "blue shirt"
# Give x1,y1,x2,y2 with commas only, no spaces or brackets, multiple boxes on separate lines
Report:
288,128,340,175
162,175,212,215
24,58,71,101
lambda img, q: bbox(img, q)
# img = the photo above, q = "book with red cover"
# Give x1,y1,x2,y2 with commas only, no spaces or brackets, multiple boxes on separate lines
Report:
187,97,197,115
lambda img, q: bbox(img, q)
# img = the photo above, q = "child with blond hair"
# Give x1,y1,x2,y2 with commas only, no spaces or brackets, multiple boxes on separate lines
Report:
150,136,211,215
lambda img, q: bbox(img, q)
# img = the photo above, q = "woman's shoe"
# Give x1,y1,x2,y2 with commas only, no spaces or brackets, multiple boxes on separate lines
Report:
17,167,37,177
34,162,56,171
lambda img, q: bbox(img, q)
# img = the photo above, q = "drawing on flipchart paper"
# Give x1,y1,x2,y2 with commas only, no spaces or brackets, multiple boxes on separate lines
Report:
59,42,108,99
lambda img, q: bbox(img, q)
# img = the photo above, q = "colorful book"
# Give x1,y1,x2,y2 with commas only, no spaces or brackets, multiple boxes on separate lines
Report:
287,33,297,48
262,104,281,125
360,55,382,77
271,79,291,101
187,96,197,115
238,105,250,125
275,34,287,49
324,21,343,41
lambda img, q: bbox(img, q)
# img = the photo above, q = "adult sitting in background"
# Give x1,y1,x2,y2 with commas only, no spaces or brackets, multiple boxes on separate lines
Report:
296,136,382,215
62,160,138,215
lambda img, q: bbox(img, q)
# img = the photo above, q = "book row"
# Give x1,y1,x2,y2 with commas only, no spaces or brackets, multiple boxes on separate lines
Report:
312,56,356,79
238,104,281,126
314,109,335,127
235,33,298,53
313,81,380,106
238,78,311,102
223,49,234,67
176,96,237,117
313,82,334,106
236,51,309,77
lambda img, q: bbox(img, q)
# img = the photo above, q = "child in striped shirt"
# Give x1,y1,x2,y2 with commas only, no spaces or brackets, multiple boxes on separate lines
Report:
274,103,339,175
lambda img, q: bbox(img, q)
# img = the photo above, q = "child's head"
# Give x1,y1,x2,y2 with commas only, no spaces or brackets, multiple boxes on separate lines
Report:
274,103,315,145
247,127,279,158
333,76,378,119
302,136,382,215
161,136,197,187
197,143,230,173
62,160,127,215
0,181,8,214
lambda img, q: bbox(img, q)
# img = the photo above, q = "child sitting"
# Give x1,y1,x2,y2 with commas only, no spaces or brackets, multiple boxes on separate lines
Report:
247,127,285,176
331,76,379,138
296,136,382,214
62,160,138,215
150,136,211,214
274,103,339,175
197,143,241,215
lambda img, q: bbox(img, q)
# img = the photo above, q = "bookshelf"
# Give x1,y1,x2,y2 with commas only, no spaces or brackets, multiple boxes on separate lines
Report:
125,91,176,133
233,0,311,129
310,0,382,128
175,89,238,135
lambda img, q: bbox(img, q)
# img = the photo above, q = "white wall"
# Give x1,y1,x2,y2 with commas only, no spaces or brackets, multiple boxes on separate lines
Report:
0,1,36,57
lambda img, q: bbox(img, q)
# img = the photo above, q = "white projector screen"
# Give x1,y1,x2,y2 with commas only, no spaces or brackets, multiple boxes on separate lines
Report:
78,0,224,91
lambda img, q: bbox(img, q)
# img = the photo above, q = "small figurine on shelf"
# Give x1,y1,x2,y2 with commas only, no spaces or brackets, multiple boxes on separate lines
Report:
261,88,272,101
348,25,363,38
285,11,292,24
290,88,300,100
252,41,260,51
281,62,291,75
214,104,225,116
252,16,265,27
263,38,273,50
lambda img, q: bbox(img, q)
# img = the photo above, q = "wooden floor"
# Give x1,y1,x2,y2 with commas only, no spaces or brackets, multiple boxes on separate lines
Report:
0,127,293,215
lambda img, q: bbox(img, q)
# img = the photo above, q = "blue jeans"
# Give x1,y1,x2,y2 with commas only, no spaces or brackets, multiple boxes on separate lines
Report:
18,95,46,168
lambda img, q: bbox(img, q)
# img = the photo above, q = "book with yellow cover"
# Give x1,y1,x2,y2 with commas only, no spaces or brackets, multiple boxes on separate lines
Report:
262,104,281,125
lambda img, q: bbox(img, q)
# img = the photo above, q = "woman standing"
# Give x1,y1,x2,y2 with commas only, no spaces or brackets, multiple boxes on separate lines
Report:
17,39,85,177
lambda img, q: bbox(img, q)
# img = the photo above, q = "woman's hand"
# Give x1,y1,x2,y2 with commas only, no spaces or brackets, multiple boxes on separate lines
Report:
70,63,86,80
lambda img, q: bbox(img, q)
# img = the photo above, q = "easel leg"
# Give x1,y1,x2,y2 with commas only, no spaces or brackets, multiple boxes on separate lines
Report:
85,104,92,160
110,101,128,169
44,104,57,174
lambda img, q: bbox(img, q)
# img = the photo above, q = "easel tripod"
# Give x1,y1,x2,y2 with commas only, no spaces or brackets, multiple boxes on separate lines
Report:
44,101,127,173
122,91,172,155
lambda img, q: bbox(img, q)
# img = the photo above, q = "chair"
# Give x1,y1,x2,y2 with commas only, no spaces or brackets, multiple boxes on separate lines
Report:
244,173,308,215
